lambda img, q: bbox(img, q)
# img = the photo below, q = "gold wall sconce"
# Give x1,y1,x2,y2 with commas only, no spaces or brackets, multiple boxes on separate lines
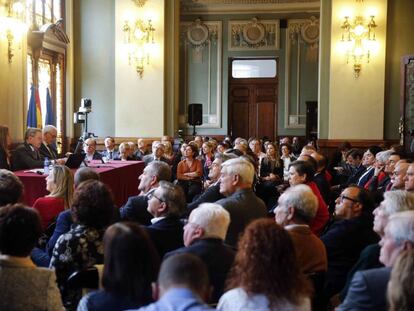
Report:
122,1,156,79
339,5,378,78
1,0,28,63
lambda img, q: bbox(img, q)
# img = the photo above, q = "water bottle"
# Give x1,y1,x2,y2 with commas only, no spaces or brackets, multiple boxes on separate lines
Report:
44,157,50,175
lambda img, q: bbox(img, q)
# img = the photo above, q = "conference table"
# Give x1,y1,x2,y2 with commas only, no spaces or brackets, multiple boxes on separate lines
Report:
14,160,144,207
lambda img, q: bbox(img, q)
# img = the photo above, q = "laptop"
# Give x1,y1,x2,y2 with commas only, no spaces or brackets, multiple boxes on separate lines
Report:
65,153,85,169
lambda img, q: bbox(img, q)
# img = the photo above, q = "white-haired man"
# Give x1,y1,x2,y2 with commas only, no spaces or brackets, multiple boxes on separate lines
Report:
216,158,267,246
143,141,168,166
274,184,327,274
338,211,414,311
165,203,235,303
39,125,58,160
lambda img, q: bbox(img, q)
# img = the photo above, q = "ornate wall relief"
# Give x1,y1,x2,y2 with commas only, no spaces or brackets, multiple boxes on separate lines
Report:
228,18,280,51
180,20,222,128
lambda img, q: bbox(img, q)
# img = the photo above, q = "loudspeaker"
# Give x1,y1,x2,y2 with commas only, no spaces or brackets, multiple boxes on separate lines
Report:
188,104,203,126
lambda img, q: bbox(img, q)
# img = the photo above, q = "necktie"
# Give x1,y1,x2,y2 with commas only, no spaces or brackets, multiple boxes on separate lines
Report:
109,151,113,159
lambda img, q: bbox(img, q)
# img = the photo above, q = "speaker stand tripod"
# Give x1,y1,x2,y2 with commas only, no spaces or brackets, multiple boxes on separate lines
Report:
192,124,197,136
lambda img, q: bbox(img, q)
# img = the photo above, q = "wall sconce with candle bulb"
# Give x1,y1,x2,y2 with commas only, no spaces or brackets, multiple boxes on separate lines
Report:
122,1,156,78
0,0,28,64
339,1,378,77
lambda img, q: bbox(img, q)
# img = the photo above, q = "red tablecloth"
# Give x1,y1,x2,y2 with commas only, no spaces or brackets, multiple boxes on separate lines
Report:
14,161,144,207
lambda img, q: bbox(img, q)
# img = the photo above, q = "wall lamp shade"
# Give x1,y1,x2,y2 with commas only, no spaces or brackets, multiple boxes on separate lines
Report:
122,16,156,78
0,0,28,63
339,10,378,77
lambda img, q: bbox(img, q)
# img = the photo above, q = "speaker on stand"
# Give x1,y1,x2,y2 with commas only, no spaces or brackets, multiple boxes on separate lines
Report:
188,103,203,136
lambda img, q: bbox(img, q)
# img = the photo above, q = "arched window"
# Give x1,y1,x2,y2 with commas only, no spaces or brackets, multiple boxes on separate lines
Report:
26,0,68,154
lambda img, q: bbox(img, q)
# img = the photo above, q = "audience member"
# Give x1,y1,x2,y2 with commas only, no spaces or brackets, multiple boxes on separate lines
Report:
100,136,119,160
12,127,44,170
300,145,316,156
199,141,215,181
0,204,63,311
39,125,58,160
177,144,203,202
134,138,149,159
274,184,327,274
280,143,295,181
342,148,365,187
120,161,171,225
131,254,213,311
234,138,248,154
390,161,410,190
143,141,168,165
216,158,267,246
0,125,12,169
288,160,329,235
0,169,23,206
218,219,311,310
50,180,116,308
321,185,378,299
248,138,265,162
165,203,235,302
82,138,102,161
387,249,414,311
145,181,185,257
357,146,382,187
33,164,74,230
311,152,331,205
118,142,134,161
338,211,414,311
162,141,175,165
77,222,159,311
404,163,414,191
365,150,393,193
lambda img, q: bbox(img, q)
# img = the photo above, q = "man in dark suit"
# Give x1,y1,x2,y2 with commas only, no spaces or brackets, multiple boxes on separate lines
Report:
215,158,267,247
165,203,235,303
338,210,414,311
145,181,185,257
82,138,102,161
39,125,58,160
120,161,171,225
12,127,44,171
100,136,119,160
311,152,331,205
143,141,168,165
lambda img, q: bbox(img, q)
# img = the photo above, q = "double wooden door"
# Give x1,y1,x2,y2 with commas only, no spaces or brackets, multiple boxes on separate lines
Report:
229,77,278,141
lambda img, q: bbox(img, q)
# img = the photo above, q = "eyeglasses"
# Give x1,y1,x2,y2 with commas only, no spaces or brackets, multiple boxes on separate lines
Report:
338,195,359,203
147,192,164,202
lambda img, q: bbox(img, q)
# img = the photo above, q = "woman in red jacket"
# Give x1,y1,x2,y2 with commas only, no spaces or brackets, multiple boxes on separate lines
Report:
33,165,74,231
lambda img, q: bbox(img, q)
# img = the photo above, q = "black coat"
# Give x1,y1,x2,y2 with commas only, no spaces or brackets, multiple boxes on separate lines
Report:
119,193,153,226
11,142,44,171
39,143,58,160
186,183,225,216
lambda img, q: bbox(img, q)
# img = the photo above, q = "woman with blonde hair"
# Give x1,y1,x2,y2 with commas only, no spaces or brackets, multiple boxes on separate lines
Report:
387,249,414,311
0,125,11,170
33,165,74,230
163,140,175,164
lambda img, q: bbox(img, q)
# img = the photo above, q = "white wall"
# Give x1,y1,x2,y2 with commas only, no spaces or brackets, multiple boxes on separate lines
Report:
327,0,387,140
115,0,165,137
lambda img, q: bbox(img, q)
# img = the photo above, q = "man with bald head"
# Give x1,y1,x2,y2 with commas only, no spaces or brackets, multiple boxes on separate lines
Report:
390,161,410,190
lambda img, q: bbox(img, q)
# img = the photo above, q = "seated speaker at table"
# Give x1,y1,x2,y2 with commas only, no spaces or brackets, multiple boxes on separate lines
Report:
12,128,44,171
82,138,102,162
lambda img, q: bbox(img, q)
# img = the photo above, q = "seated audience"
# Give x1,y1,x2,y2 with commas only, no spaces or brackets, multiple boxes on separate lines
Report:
311,152,331,205
165,203,235,302
100,136,119,160
233,138,248,155
82,138,102,162
216,158,267,246
134,138,149,159
0,204,63,311
288,160,329,235
50,180,116,308
340,190,414,301
143,141,168,165
341,148,365,187
162,141,175,165
77,222,159,311
248,138,265,162
31,167,100,268
217,141,230,154
145,181,185,257
357,146,382,187
321,185,378,299
131,253,213,311
387,249,414,311
0,125,12,170
404,163,414,191
33,164,74,230
39,125,59,160
120,161,171,225
365,150,394,192
257,142,283,209
274,184,327,274
338,211,414,311
390,160,410,190
280,143,296,181
300,145,316,156
177,144,203,202
12,127,44,171
0,169,23,206
199,141,215,181
218,219,311,310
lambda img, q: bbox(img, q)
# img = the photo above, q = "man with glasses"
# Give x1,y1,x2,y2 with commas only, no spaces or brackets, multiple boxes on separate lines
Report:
390,160,410,191
320,185,378,300
39,125,58,160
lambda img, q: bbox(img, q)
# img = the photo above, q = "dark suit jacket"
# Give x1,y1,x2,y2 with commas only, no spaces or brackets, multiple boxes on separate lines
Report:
314,171,331,205
337,267,391,311
165,238,236,303
31,210,73,267
144,216,184,258
321,215,379,298
100,149,120,160
216,188,267,247
11,142,44,171
39,143,58,160
0,148,10,170
119,193,153,226
186,183,225,215
83,151,103,161
345,165,366,187
143,154,169,166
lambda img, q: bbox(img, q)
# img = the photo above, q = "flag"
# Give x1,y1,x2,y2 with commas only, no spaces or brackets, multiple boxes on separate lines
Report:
45,87,55,126
27,85,43,128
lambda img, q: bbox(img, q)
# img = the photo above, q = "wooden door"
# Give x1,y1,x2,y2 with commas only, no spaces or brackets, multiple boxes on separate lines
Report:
229,70,278,141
